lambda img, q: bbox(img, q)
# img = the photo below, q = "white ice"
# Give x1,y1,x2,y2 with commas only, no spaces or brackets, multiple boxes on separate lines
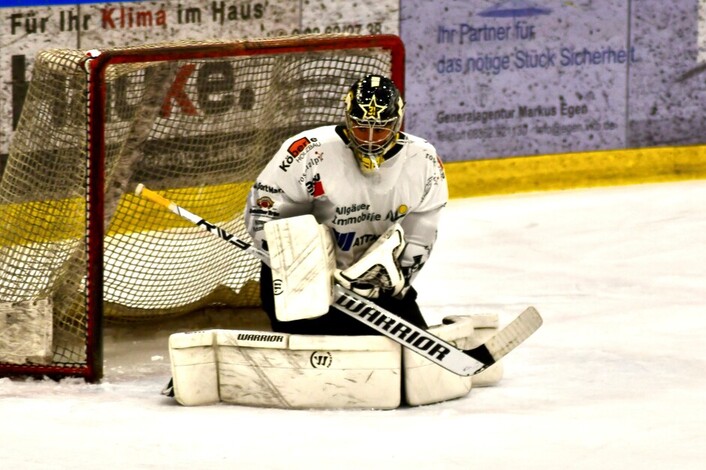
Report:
1,179,705,470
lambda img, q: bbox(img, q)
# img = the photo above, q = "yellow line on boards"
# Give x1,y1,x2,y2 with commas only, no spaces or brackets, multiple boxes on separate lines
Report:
444,144,706,199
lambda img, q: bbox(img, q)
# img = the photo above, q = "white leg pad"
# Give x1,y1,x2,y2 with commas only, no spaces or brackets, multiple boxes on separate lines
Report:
465,314,504,387
403,313,503,406
170,314,503,408
168,330,220,406
169,329,402,409
403,316,474,406
217,331,401,409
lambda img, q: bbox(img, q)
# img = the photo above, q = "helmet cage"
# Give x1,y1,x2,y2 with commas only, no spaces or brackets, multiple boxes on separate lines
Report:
345,114,400,159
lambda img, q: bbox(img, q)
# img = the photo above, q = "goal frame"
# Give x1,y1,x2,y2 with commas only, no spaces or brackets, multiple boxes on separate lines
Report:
0,34,404,382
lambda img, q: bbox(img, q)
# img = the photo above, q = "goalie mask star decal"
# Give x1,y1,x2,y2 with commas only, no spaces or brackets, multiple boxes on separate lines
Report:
358,94,387,120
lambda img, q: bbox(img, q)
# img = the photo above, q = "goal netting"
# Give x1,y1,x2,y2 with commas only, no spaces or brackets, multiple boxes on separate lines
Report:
0,35,404,380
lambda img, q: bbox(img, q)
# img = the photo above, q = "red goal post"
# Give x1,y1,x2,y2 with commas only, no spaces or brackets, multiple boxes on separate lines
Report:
0,34,405,382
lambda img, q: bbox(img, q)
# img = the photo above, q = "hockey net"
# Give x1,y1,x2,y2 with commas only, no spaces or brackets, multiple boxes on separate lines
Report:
0,35,404,381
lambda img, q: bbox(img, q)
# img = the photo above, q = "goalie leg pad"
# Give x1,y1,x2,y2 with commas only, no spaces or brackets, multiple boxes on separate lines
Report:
169,316,503,408
168,330,220,406
169,329,402,409
264,215,335,322
403,313,503,406
217,330,401,409
461,313,504,387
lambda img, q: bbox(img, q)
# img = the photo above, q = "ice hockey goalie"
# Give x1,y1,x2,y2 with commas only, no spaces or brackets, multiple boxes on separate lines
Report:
163,74,505,408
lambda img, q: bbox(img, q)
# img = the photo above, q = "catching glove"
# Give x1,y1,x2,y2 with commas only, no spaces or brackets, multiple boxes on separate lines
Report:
334,224,406,299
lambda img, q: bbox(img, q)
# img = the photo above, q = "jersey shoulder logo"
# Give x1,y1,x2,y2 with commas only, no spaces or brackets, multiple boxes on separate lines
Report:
288,137,312,157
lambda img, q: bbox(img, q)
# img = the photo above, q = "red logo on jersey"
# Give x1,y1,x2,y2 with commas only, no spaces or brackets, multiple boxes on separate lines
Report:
287,137,312,157
257,196,274,209
312,181,325,197
306,174,325,197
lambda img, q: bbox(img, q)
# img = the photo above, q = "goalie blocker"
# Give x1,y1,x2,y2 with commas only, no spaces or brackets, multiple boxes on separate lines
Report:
167,313,503,408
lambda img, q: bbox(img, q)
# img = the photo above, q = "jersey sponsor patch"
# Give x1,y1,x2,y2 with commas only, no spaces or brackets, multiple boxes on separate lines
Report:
333,229,356,251
249,197,279,217
312,181,324,197
253,181,284,194
335,203,371,216
256,196,274,209
280,137,321,172
287,137,311,157
386,204,408,222
305,173,325,197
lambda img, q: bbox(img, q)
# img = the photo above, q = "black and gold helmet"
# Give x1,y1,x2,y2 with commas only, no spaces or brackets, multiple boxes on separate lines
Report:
344,74,404,174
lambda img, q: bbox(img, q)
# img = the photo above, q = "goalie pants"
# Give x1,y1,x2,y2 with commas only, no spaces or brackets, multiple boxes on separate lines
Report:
259,263,429,335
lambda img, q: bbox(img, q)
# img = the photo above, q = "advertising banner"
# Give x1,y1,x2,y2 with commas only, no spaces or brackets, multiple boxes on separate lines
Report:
399,0,706,162
0,0,399,159
401,0,635,161
2,0,706,166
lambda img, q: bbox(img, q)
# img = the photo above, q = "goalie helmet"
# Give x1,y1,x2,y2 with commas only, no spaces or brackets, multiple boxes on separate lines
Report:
344,74,404,174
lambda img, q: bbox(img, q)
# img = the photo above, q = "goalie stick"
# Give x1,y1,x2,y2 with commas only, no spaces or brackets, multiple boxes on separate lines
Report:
135,184,542,377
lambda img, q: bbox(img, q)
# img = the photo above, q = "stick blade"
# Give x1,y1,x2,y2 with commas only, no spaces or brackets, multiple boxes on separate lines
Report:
465,306,543,366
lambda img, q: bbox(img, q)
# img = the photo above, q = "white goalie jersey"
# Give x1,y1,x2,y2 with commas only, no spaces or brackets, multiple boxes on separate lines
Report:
244,125,448,286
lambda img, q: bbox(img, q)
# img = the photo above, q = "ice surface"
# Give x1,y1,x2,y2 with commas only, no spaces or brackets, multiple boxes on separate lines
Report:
1,179,705,469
